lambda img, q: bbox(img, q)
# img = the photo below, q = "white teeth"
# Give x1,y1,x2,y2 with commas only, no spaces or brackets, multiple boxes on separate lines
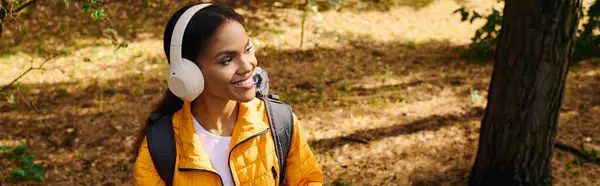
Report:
233,78,252,86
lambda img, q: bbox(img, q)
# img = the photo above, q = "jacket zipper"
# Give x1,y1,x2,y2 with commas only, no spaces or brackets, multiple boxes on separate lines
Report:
179,168,224,186
228,128,270,186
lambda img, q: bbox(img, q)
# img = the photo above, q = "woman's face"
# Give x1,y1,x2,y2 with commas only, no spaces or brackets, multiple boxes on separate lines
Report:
196,20,257,102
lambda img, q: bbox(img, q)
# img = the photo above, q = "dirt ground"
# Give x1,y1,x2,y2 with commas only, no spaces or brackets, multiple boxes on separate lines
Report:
0,0,599,185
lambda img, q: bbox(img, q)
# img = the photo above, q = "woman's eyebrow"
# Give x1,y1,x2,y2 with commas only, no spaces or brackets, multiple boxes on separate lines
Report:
214,50,236,59
213,38,251,59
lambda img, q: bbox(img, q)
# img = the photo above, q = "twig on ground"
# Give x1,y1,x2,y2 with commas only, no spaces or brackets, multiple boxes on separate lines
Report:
1,55,58,92
554,140,599,165
9,0,38,13
341,136,369,144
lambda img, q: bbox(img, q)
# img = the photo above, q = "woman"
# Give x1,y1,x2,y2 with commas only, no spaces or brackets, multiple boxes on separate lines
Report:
133,3,323,186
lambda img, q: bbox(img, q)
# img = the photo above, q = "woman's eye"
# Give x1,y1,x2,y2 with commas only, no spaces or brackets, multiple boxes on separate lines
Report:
220,57,233,65
245,46,253,54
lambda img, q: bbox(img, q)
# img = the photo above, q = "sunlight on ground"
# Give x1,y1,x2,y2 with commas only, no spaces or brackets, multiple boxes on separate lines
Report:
303,88,485,141
0,0,496,86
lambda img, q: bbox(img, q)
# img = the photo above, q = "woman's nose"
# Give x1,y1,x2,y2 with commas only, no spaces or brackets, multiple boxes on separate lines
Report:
239,55,256,72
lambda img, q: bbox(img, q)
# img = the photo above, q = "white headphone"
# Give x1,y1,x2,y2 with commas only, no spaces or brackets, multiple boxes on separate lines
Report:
168,4,212,102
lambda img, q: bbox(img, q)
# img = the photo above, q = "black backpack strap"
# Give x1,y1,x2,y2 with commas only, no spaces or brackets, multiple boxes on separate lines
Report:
262,96,294,186
146,113,177,186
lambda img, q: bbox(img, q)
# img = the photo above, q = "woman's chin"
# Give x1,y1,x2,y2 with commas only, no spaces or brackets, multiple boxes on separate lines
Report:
230,87,256,102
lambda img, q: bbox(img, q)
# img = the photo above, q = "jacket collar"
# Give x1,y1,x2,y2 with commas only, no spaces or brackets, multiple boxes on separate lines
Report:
173,99,268,170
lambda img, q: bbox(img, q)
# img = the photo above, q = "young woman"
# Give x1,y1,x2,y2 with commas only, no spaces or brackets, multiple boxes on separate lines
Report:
133,3,323,186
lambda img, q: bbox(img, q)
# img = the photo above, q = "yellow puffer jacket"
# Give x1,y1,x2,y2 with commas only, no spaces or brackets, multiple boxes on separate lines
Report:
134,98,323,186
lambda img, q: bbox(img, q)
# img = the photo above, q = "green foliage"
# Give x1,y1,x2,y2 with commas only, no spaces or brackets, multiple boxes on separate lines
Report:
91,8,105,20
574,1,600,58
0,146,11,151
556,151,563,159
456,0,600,62
2,143,45,183
328,0,345,7
454,7,502,63
332,177,351,186
5,94,15,104
406,40,416,49
80,0,105,20
470,88,481,103
587,150,600,164
55,87,69,97
572,157,586,165
541,176,553,186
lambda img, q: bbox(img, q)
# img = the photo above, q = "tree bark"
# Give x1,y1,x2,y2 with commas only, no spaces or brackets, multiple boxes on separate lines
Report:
468,0,582,185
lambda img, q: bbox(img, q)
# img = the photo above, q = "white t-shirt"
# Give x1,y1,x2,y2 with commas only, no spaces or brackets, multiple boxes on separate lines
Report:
192,115,234,186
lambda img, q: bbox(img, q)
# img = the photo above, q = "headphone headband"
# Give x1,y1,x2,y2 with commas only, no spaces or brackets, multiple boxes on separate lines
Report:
166,4,211,102
171,3,212,47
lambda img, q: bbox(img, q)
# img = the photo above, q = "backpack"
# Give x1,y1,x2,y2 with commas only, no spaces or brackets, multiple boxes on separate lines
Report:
145,67,294,186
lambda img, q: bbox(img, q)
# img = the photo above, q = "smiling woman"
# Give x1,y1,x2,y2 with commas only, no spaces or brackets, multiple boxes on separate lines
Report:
132,3,323,186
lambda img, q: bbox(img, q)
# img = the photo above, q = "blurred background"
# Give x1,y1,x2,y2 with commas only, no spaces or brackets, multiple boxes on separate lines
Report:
0,0,599,185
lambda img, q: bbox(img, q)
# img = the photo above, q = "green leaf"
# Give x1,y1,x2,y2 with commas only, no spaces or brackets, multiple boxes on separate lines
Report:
573,157,586,165
55,87,70,97
21,154,34,165
0,146,11,151
453,7,464,14
8,153,20,160
32,173,45,182
35,45,46,54
35,118,43,126
28,164,43,174
14,143,28,154
63,0,72,4
6,94,15,104
470,11,482,23
328,0,344,7
470,89,481,102
11,168,27,178
461,11,469,22
92,8,105,20
83,3,94,13
557,151,563,159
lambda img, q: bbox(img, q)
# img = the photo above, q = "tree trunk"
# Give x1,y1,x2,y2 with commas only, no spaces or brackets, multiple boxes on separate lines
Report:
468,0,582,185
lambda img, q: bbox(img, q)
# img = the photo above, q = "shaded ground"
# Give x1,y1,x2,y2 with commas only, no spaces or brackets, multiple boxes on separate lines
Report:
1,0,599,185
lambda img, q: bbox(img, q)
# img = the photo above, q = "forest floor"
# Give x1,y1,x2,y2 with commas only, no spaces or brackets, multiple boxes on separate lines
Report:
0,0,599,185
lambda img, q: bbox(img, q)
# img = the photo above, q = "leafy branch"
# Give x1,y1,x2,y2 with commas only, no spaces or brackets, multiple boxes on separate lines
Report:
455,0,600,62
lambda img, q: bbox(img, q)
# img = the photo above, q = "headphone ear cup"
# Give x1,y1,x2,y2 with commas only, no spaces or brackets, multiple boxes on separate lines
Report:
167,66,188,100
167,59,204,102
181,58,204,98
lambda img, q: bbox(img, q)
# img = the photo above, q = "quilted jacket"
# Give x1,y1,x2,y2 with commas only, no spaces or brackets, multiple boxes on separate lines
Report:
134,98,323,186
